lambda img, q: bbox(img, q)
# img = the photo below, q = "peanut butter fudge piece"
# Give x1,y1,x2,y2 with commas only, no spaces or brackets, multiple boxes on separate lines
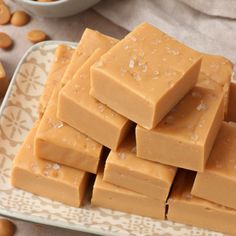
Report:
35,89,103,174
11,121,90,207
197,54,233,115
192,122,236,210
58,49,133,150
0,62,9,97
60,28,118,86
104,134,177,200
136,87,224,171
91,169,166,220
227,82,236,122
167,170,236,235
39,44,74,117
91,22,202,129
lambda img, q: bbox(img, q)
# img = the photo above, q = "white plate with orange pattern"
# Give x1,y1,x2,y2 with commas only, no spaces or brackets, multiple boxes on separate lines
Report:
0,41,224,236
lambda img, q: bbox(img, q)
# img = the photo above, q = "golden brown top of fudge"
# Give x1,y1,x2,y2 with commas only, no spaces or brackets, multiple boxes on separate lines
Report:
169,170,234,212
13,121,87,183
92,22,202,104
61,48,129,128
108,134,177,187
37,88,103,157
198,53,233,89
61,28,118,86
154,87,224,145
39,44,74,115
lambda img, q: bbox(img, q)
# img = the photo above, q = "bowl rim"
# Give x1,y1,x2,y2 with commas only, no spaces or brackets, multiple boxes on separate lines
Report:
17,0,69,6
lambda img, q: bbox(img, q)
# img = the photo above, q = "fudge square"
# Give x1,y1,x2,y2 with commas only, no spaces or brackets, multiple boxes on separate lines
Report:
58,48,133,150
90,22,202,129
61,28,118,86
167,170,236,235
35,89,103,174
197,53,233,116
192,122,236,210
136,86,224,172
38,44,74,117
103,133,177,200
11,121,90,207
91,168,166,220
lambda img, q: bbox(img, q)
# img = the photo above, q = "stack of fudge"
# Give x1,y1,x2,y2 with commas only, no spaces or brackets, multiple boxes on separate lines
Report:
11,23,236,234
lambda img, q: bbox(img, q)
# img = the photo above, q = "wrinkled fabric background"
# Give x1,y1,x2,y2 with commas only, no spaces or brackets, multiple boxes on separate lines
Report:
95,0,236,69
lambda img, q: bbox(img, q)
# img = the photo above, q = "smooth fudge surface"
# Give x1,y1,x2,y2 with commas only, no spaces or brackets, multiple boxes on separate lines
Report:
38,45,74,117
227,82,236,122
167,170,236,235
91,169,166,220
192,122,236,210
197,53,233,115
60,28,118,86
136,86,224,171
0,62,9,97
11,121,90,207
58,48,133,150
35,89,103,174
91,22,202,129
104,134,177,200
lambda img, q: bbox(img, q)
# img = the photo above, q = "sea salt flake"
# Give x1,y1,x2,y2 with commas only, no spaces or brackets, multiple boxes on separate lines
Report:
96,60,104,68
30,163,39,173
130,36,137,42
184,193,192,200
118,152,126,160
54,121,64,129
98,104,105,113
129,59,135,68
45,163,52,169
191,91,202,98
133,72,141,81
190,133,199,142
196,101,208,111
52,163,60,170
43,170,49,176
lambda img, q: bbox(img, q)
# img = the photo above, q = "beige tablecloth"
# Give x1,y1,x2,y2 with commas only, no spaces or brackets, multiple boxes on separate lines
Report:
95,0,236,69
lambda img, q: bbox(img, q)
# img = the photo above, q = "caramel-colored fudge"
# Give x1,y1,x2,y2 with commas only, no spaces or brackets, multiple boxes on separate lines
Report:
104,134,177,200
167,170,236,235
227,82,236,122
91,169,166,220
11,121,90,207
91,22,202,129
197,53,233,115
136,87,224,171
35,89,103,174
60,28,118,86
0,62,9,97
58,49,133,150
39,44,74,117
192,122,236,210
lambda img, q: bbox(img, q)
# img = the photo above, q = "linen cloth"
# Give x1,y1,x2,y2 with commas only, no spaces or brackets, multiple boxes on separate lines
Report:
95,0,236,69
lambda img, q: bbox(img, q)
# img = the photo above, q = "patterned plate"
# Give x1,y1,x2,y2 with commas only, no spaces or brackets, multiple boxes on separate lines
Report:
0,41,223,236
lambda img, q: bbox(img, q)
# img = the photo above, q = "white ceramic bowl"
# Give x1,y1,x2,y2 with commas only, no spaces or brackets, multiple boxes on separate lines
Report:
12,0,101,18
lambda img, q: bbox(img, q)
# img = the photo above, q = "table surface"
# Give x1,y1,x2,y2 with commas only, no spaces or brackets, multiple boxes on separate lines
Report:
1,1,128,235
